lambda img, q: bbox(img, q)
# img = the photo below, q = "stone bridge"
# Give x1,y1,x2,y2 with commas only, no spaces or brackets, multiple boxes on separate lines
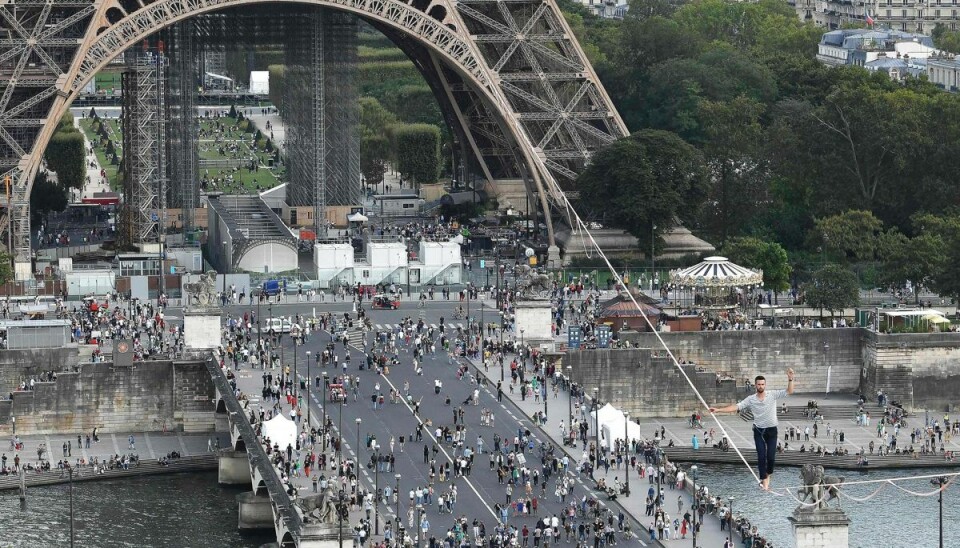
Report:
205,356,346,547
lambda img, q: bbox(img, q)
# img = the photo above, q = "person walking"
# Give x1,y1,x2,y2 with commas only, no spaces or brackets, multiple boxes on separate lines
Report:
710,369,795,490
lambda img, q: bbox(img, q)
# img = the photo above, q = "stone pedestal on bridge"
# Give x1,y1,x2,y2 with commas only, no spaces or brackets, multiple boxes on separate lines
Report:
299,523,355,547
218,449,251,486
789,507,850,548
184,310,222,350
514,299,554,351
237,491,273,530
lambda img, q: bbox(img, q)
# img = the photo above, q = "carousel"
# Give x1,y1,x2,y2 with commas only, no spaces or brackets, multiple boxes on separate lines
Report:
668,256,763,314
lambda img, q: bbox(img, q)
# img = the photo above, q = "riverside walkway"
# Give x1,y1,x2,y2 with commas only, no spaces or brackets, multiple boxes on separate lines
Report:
0,431,228,490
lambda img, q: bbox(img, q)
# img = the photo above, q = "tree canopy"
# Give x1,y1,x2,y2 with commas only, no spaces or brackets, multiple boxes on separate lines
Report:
575,129,707,250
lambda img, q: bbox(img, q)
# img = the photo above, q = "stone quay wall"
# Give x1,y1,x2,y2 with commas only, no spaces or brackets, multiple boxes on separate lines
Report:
0,359,216,435
570,329,960,415
566,348,739,418
0,346,80,393
619,328,863,394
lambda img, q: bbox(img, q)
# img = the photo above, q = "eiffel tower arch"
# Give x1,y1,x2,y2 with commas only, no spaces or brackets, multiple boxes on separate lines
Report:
0,0,628,277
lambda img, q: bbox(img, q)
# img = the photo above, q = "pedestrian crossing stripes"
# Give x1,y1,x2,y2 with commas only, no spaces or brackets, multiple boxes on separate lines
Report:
372,323,463,331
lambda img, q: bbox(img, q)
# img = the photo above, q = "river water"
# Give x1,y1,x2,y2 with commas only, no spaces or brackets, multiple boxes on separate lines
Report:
0,471,272,547
692,464,958,548
1,467,953,547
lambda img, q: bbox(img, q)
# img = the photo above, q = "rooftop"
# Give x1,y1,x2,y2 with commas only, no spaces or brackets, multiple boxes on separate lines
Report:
207,195,293,241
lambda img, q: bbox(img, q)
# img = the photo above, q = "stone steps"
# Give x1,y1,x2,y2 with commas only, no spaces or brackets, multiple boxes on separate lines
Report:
662,446,960,470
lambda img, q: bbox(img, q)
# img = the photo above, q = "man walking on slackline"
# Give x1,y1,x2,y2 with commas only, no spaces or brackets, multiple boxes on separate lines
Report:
710,368,795,490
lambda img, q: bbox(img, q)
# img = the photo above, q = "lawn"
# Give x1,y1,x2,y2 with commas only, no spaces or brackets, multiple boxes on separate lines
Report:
78,118,122,192
77,114,285,195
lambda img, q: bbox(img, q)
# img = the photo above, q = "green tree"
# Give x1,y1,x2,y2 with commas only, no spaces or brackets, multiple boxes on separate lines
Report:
697,95,767,243
721,236,792,300
394,123,441,187
44,120,86,191
30,170,68,221
804,264,860,316
361,134,390,187
575,129,708,252
876,229,945,303
812,210,884,262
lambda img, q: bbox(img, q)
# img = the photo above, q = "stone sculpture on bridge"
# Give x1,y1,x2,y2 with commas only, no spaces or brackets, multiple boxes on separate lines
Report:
514,264,553,299
184,270,220,310
797,463,844,510
299,485,339,524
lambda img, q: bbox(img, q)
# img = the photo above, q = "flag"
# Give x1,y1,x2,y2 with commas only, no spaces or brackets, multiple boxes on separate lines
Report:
866,11,875,26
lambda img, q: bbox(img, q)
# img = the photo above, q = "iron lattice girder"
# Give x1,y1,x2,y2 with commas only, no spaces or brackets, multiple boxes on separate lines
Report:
0,0,627,263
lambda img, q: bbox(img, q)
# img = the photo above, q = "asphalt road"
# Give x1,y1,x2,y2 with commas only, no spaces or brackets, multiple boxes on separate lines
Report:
168,298,646,545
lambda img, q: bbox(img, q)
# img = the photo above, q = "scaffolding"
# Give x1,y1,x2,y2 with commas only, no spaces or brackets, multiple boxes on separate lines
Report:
165,21,200,234
284,8,359,233
120,46,166,247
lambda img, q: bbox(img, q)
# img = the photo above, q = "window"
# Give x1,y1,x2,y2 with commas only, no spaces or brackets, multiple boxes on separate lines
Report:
887,9,892,15
936,9,942,16
402,203,415,209
903,9,908,16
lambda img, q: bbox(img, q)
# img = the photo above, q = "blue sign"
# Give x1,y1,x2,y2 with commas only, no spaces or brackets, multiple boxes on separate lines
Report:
479,259,486,269
596,326,612,348
568,326,582,349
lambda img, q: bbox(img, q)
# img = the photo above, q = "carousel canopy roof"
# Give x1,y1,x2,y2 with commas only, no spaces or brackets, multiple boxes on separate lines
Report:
669,256,763,288
600,296,662,318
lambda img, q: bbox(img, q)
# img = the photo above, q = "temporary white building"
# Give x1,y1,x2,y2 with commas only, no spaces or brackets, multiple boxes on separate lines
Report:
589,403,644,450
249,71,269,95
262,414,297,449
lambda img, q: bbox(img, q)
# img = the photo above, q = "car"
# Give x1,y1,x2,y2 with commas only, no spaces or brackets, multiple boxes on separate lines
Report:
265,317,292,333
372,294,400,310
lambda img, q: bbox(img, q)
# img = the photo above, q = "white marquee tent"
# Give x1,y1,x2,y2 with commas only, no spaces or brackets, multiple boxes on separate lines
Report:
262,413,297,449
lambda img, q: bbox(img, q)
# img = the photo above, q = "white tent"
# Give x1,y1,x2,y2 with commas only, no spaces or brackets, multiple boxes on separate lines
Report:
249,71,270,95
601,419,644,451
589,403,624,434
262,414,297,449
347,212,369,223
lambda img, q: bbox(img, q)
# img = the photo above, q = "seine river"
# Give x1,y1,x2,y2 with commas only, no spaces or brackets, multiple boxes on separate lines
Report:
1,467,954,547
693,464,958,548
0,471,272,548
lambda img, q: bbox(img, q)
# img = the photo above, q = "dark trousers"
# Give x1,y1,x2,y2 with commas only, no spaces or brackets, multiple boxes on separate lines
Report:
753,425,778,480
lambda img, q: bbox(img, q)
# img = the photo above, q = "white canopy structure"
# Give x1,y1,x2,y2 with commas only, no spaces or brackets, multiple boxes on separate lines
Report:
347,212,369,223
588,403,644,450
669,256,763,289
668,256,764,311
262,414,297,449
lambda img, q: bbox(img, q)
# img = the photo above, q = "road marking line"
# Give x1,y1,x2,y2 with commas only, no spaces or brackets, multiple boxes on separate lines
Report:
377,371,500,523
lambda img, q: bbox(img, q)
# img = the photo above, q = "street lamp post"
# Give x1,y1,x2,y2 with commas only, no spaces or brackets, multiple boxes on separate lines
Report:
823,342,831,399
691,465,698,548
933,476,947,548
337,396,344,465
499,311,505,382
305,351,312,426
373,448,381,535
294,338,298,408
650,224,656,292
728,496,735,537
416,504,424,548
623,412,630,497
221,241,228,304
567,366,574,427
592,387,599,479
356,417,362,462
395,473,402,539
257,289,262,350
337,489,345,548
323,371,330,450
520,328,525,362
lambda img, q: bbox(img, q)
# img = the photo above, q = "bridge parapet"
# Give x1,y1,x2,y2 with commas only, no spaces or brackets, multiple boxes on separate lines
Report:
204,355,302,547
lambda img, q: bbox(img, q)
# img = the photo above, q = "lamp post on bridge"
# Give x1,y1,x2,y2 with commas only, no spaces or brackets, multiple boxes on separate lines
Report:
305,351,312,426
691,465,698,548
